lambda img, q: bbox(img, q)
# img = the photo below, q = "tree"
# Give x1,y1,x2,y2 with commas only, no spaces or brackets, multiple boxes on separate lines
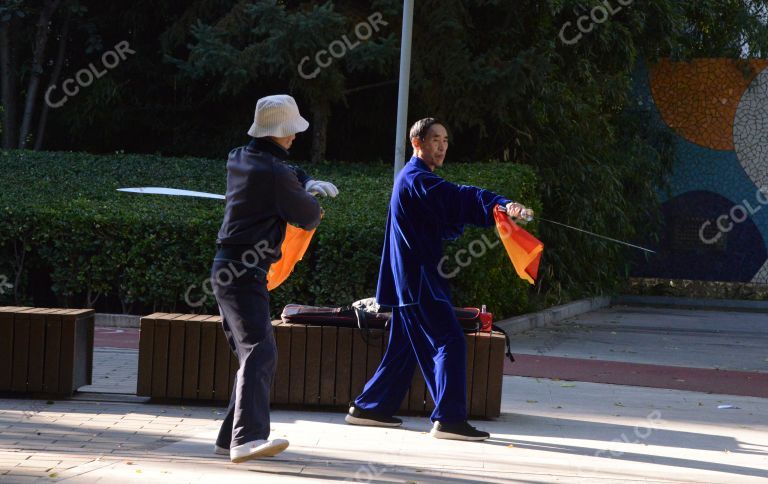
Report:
0,0,90,150
167,0,400,163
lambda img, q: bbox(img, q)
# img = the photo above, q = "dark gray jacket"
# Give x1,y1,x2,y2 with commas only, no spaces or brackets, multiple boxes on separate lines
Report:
216,138,321,265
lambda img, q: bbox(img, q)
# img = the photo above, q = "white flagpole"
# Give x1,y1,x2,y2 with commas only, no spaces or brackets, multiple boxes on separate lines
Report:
393,0,415,178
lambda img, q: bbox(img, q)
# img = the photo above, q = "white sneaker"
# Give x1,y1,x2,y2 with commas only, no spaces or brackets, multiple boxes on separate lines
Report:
213,444,229,456
229,439,289,463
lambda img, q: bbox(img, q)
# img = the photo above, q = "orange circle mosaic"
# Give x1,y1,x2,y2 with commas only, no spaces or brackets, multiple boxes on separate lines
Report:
650,59,768,151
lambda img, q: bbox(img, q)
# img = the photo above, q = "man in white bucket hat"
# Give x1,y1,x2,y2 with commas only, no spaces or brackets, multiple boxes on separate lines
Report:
212,94,338,463
247,95,339,196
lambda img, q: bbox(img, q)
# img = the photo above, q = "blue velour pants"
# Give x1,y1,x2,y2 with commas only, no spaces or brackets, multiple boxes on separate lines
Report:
354,296,468,423
211,257,277,449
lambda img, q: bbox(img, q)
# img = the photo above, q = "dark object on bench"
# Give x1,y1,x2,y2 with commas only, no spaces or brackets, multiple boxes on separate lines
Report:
280,304,482,332
0,307,95,397
137,313,505,418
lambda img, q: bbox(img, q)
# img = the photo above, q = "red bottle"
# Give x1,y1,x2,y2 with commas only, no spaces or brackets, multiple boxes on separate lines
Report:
479,305,493,332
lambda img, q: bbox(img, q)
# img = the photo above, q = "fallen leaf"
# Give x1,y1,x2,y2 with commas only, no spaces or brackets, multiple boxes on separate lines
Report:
507,444,515,448
48,473,58,478
526,400,538,404
561,383,576,388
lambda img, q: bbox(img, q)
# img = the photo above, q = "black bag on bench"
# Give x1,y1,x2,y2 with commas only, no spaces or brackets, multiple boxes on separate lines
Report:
280,303,482,332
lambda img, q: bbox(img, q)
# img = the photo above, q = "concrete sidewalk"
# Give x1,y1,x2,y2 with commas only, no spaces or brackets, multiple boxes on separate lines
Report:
505,305,768,371
1,376,767,483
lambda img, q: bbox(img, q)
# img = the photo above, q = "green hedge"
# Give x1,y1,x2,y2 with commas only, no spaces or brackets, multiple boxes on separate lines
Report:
0,149,540,319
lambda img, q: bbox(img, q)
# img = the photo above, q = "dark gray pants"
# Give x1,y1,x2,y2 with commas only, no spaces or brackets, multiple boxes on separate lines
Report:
211,258,276,448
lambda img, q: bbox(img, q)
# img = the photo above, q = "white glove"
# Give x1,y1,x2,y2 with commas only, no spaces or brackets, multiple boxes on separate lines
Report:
305,180,339,198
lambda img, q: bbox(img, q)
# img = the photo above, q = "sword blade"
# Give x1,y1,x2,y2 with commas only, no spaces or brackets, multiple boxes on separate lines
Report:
535,216,656,254
117,187,225,200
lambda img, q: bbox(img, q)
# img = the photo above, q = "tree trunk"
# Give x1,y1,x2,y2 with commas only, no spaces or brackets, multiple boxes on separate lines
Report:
0,17,19,149
34,10,70,151
86,288,100,309
18,0,62,149
120,297,134,315
310,99,330,164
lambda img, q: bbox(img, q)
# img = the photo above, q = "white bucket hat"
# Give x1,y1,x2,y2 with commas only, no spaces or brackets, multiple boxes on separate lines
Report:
247,94,310,138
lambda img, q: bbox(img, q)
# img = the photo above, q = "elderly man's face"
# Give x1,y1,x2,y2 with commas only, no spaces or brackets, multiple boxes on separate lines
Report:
271,134,296,150
413,124,449,171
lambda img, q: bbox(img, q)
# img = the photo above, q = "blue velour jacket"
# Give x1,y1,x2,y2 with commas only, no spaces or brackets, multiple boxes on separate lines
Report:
376,156,511,307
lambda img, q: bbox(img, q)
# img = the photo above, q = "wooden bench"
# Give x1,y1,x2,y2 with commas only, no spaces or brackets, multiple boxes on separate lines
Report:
0,306,95,396
137,313,506,418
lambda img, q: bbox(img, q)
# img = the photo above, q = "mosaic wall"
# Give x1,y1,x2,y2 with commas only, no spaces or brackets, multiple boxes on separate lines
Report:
631,59,768,284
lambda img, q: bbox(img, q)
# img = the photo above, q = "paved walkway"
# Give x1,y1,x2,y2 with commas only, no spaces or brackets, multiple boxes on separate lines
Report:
505,306,768,371
505,306,768,397
2,376,767,483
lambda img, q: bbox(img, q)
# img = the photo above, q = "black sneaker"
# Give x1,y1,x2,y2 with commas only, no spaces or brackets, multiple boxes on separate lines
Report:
430,421,490,441
344,405,402,427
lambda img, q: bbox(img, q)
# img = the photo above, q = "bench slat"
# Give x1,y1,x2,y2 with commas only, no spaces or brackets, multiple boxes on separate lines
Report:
137,313,172,397
43,310,66,393
167,317,190,399
0,309,15,390
303,326,322,405
27,310,51,392
365,332,384,382
288,324,307,404
198,318,218,400
350,331,368,401
470,332,491,417
334,327,353,406
181,317,205,399
151,318,171,398
486,333,505,418
319,326,337,406
273,322,291,404
11,310,33,392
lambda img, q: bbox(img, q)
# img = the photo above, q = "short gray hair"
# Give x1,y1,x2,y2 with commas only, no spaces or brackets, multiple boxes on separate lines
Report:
409,118,446,141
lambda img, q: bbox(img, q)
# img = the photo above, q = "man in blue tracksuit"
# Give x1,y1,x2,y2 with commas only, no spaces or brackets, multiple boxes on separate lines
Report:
345,118,532,441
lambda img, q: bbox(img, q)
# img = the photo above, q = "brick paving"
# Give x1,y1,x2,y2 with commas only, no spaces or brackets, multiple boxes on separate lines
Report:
78,349,138,395
1,377,767,483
